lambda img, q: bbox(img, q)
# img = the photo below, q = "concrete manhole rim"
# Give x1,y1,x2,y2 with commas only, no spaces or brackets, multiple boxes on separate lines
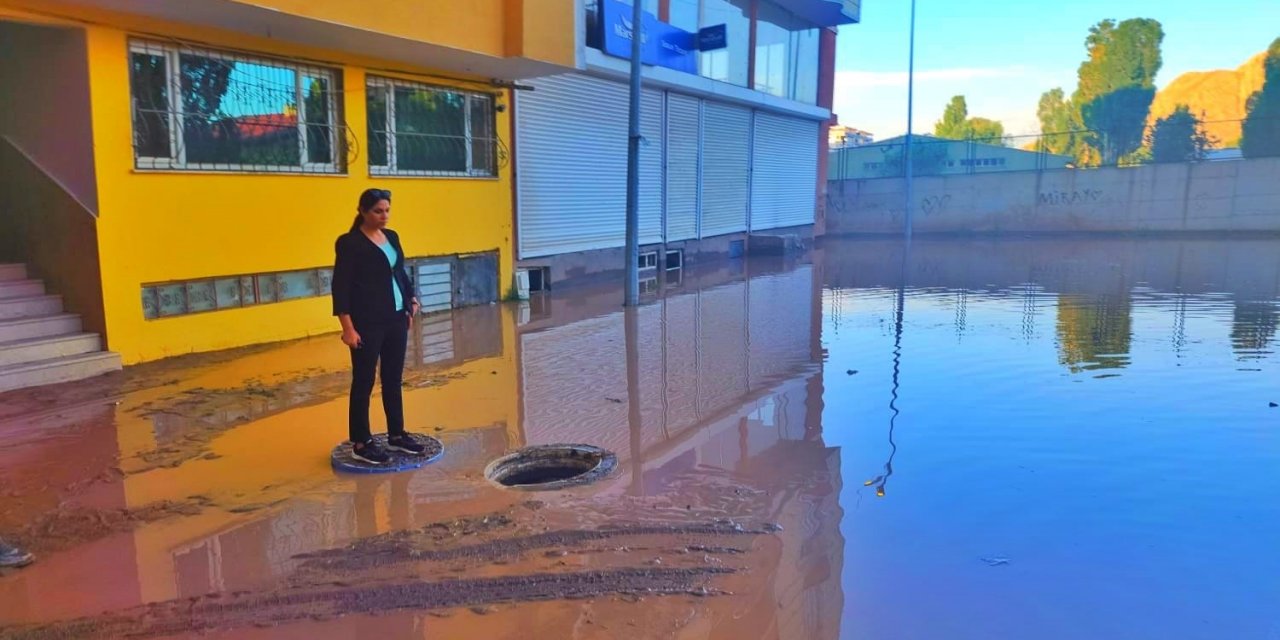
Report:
330,433,444,475
484,443,617,491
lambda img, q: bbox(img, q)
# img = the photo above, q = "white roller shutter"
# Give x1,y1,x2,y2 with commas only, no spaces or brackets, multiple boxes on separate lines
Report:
700,102,751,238
516,74,664,258
665,93,700,242
639,88,664,246
750,111,819,231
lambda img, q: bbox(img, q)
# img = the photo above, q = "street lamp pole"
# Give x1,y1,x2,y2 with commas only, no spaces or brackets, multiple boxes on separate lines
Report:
623,0,644,306
904,0,917,243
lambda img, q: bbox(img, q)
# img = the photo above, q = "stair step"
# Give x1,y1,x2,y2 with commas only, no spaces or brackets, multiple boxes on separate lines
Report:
0,332,102,367
0,263,26,282
0,313,82,342
0,279,45,300
0,294,64,320
0,351,122,394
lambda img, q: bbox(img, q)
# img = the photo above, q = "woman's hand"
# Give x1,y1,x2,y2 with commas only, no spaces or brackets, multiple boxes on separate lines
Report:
408,299,421,331
341,327,362,349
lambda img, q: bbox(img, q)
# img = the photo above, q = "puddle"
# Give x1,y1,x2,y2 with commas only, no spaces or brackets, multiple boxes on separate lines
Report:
2,239,1280,638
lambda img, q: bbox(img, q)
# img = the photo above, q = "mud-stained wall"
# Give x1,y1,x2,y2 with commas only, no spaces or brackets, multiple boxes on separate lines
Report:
826,157,1280,235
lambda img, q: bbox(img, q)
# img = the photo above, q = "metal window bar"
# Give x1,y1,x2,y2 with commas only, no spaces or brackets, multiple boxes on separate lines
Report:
366,76,506,178
128,39,345,174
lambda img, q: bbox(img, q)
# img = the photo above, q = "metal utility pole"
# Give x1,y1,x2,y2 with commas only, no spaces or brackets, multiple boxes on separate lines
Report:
623,0,644,306
903,0,917,243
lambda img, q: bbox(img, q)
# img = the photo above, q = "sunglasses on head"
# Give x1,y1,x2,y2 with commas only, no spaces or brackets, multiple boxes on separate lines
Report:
370,189,391,200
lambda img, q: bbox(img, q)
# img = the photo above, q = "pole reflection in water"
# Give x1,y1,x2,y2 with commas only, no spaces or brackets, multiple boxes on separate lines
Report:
864,244,909,498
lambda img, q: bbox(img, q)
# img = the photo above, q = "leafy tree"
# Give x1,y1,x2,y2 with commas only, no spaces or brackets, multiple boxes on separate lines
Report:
934,95,1007,145
1242,37,1280,158
1072,18,1164,165
1036,87,1089,162
966,117,1005,144
935,96,969,139
1148,105,1213,163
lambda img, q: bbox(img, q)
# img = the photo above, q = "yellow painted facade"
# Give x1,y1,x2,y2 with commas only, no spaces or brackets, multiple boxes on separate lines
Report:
0,0,578,363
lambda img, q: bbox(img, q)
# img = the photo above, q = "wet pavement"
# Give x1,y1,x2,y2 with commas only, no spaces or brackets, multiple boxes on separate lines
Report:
1,238,1278,639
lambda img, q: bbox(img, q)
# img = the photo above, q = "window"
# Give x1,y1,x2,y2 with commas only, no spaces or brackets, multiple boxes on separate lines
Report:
640,251,659,269
367,76,497,177
665,249,683,270
128,41,341,172
142,267,333,318
754,1,820,103
699,0,752,86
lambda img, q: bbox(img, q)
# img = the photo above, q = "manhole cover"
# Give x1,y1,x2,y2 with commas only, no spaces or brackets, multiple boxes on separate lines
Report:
484,444,617,490
330,433,443,475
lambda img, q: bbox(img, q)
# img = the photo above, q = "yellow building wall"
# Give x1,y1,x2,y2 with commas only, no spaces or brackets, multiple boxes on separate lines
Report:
78,23,516,364
229,0,509,59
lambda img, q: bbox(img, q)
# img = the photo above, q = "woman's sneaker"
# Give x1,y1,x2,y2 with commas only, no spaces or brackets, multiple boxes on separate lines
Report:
351,439,390,465
387,434,427,456
0,539,34,568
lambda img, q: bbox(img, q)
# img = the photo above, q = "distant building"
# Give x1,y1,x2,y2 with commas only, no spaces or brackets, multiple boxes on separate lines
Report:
1206,148,1243,162
829,134,1073,180
828,124,873,148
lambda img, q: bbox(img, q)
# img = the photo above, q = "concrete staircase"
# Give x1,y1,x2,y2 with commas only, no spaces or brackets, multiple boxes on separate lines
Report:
0,262,121,393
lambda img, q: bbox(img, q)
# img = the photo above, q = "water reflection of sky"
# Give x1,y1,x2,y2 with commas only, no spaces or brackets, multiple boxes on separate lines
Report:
821,238,1280,640
3,238,1279,639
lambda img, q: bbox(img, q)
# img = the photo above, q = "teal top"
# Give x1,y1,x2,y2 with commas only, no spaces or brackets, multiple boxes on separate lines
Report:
377,241,404,311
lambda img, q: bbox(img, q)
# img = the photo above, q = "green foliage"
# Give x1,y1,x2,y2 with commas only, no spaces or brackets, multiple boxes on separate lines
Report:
1242,37,1280,158
966,117,1006,145
1072,18,1164,165
934,95,1007,145
935,96,969,139
1148,105,1214,163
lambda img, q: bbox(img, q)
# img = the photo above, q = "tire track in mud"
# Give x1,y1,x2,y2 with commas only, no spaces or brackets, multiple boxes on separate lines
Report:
294,521,766,572
1,567,736,640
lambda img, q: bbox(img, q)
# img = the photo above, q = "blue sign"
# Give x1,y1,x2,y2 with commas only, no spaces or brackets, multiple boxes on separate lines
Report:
697,24,727,51
600,0,697,74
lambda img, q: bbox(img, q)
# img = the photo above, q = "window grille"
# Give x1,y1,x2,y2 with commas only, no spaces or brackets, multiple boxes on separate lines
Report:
366,76,505,177
129,40,347,173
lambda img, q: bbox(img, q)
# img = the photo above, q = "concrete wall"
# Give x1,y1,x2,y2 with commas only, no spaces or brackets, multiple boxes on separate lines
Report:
0,21,97,211
826,157,1280,235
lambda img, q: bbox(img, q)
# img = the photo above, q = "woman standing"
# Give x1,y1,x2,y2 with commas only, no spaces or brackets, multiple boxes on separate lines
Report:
332,188,425,464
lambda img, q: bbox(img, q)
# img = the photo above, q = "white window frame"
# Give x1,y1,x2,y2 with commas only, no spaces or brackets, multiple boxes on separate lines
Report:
366,76,497,178
128,40,341,174
639,250,659,270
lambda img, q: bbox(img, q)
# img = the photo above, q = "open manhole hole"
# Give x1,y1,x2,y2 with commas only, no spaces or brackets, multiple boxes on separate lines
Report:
484,444,617,490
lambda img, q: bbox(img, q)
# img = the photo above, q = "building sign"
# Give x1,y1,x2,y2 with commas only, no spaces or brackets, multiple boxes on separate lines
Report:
697,24,727,51
599,0,697,74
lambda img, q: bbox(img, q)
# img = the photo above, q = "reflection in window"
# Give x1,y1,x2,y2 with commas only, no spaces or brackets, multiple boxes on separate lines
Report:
367,77,498,177
755,1,820,104
128,40,341,172
698,0,751,87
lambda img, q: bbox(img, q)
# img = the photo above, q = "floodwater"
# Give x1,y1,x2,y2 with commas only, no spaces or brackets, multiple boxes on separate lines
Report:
1,237,1278,639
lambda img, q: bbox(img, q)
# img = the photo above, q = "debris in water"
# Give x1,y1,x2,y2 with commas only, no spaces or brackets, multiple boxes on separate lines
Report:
1269,402,1278,408
981,557,1010,567
762,523,784,532
846,370,857,375
605,397,624,404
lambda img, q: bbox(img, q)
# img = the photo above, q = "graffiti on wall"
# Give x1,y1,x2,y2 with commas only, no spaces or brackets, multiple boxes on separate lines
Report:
1038,189,1102,206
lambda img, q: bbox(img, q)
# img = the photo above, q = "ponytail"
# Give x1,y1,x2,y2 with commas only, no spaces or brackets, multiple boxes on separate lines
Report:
349,213,363,232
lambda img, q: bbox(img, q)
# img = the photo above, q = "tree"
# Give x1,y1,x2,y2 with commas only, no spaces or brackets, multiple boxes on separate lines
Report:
934,95,1007,145
1148,105,1213,163
1036,87,1087,161
1242,37,1280,158
1072,18,1164,165
966,117,1006,144
935,96,969,139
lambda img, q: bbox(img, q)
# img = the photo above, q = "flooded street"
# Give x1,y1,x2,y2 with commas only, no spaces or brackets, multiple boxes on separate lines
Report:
2,238,1279,639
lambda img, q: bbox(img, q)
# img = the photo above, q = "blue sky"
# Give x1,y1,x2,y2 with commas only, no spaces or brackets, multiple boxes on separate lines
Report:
834,0,1280,140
